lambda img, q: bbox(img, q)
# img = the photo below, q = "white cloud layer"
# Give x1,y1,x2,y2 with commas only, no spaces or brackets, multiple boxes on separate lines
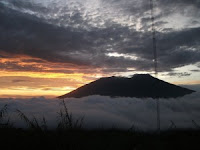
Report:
0,86,200,131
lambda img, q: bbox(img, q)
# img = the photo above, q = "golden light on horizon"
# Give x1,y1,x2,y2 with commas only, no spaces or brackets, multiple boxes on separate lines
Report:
0,52,199,98
0,70,97,98
173,80,200,85
0,55,98,98
0,86,76,98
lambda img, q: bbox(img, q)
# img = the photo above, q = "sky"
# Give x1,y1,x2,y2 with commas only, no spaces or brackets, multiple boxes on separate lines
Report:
0,0,200,98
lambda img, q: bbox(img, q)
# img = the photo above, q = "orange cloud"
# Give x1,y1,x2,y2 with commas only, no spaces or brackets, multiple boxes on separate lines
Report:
0,52,104,98
0,74,97,98
173,80,200,85
1,52,198,98
0,51,94,74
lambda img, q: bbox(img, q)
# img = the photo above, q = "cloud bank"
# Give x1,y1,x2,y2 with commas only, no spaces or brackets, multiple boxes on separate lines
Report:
0,87,200,131
0,0,200,74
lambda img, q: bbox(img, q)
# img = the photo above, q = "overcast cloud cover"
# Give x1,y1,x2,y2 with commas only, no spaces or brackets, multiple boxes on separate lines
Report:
0,0,200,74
0,1,200,130
0,85,200,131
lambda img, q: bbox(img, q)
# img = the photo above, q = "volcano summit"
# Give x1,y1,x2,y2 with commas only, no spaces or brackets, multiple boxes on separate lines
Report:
58,74,195,99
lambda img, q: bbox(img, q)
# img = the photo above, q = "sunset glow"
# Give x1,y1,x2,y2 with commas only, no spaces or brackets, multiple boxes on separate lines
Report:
0,53,100,97
0,0,200,98
0,52,199,98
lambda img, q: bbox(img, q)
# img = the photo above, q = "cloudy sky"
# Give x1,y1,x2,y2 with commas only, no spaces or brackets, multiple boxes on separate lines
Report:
0,0,200,97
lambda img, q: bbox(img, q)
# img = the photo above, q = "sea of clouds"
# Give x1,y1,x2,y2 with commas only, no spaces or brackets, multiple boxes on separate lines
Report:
0,85,200,131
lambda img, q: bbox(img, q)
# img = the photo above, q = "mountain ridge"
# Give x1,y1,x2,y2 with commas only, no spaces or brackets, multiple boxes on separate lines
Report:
58,74,195,99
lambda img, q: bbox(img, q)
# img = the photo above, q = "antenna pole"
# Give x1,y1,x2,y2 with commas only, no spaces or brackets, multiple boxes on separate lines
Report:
156,95,160,133
150,0,158,75
150,0,160,133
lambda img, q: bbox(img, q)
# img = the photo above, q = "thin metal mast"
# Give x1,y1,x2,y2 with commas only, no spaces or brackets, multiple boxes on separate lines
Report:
150,0,160,133
150,0,157,75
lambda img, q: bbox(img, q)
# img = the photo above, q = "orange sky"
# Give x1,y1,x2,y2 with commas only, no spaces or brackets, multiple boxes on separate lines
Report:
0,54,103,98
0,53,200,98
0,71,97,98
1,0,200,98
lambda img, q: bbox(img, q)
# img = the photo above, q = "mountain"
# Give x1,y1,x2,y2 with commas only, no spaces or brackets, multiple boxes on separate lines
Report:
58,74,195,99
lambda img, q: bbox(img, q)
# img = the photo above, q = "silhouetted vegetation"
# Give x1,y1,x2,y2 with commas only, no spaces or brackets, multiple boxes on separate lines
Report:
0,103,200,150
16,109,47,131
57,100,84,130
0,104,13,128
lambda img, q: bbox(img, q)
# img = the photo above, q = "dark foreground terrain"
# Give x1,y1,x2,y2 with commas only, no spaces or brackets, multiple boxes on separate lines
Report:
0,128,200,150
1,100,199,150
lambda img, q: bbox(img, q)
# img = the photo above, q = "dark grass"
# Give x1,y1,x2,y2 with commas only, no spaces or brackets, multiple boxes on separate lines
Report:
1,102,200,150
0,128,200,150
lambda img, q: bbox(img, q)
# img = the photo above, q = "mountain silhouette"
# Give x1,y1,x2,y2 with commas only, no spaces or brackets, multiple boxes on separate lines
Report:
58,74,195,99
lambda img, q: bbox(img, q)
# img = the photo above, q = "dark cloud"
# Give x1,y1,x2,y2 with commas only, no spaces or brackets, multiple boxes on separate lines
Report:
0,0,200,74
12,79,29,83
166,72,191,78
190,69,200,72
0,61,43,72
0,60,76,73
